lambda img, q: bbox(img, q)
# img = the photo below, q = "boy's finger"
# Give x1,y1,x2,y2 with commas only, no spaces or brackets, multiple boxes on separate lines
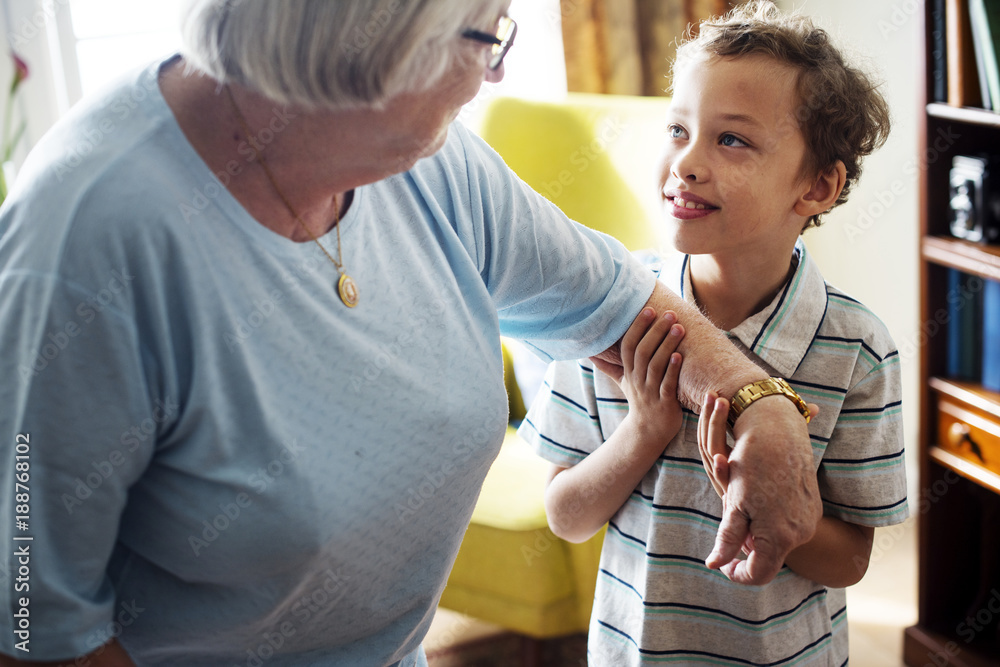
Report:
633,311,676,383
621,307,656,373
650,324,684,387
659,349,682,398
707,397,730,462
698,391,716,459
590,356,625,385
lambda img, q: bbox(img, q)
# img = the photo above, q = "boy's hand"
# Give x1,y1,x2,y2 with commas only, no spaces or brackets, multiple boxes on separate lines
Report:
593,308,685,445
697,392,731,500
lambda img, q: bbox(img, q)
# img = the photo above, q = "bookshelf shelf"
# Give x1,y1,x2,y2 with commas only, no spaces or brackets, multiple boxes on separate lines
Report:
929,445,1000,495
930,376,1000,414
922,236,1000,280
927,101,1000,127
904,625,1000,667
905,2,1000,665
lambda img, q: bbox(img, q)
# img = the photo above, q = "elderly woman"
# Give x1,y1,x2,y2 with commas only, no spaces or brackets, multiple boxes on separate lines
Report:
0,1,819,665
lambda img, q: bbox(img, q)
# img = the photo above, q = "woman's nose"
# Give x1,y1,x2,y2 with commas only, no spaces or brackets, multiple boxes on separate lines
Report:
485,61,505,84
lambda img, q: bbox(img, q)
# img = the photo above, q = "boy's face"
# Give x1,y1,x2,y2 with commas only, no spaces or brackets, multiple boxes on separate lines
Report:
657,54,814,260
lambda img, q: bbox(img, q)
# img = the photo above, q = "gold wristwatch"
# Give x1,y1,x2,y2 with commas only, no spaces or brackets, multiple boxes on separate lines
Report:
727,377,811,430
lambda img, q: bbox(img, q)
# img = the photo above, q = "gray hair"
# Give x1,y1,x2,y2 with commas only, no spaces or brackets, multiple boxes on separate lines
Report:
180,0,508,110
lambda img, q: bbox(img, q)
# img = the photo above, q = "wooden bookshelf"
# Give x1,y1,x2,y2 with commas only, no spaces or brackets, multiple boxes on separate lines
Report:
922,237,1000,280
903,2,1000,665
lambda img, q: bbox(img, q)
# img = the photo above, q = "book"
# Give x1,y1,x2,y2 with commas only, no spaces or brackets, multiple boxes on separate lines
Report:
984,277,1000,392
947,269,984,380
968,0,1000,110
948,0,984,107
933,0,949,102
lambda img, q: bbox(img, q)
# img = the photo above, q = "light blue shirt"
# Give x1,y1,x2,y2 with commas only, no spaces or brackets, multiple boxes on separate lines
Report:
0,58,655,665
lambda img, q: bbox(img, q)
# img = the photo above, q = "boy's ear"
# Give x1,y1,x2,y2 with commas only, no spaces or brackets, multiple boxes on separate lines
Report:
795,160,847,218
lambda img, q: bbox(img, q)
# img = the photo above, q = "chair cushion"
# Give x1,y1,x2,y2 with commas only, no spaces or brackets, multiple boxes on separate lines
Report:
440,430,604,638
475,93,673,252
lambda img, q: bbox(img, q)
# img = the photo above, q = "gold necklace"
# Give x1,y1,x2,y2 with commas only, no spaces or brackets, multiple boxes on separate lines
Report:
224,85,359,308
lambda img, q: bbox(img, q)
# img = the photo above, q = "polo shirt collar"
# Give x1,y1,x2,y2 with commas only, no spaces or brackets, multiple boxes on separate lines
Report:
676,239,828,377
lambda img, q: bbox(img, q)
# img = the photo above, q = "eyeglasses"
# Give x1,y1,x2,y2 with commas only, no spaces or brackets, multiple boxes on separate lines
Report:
462,16,517,71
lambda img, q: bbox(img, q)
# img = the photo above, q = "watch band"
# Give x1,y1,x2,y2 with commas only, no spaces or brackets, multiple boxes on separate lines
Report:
727,377,811,430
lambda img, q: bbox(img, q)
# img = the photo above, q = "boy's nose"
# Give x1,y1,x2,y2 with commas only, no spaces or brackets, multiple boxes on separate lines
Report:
670,144,709,183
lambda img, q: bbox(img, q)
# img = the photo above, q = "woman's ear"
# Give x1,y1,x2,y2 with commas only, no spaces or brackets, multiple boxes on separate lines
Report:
795,160,847,218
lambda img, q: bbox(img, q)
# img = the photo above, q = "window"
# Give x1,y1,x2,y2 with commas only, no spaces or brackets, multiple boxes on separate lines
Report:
69,0,187,98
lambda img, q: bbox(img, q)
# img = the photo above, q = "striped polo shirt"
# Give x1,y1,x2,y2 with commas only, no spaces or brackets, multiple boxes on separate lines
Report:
518,240,908,666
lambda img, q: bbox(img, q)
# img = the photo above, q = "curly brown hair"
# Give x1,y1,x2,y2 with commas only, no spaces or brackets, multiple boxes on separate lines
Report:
672,1,891,229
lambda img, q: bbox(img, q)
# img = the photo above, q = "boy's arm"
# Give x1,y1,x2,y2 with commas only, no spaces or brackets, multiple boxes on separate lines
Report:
545,308,684,544
599,280,821,585
782,518,874,588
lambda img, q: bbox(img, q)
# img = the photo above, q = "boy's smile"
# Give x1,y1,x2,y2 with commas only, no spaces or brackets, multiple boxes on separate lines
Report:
664,190,718,219
657,53,813,264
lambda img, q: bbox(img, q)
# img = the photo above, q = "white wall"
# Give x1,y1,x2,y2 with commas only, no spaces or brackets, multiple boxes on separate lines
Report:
779,1,922,477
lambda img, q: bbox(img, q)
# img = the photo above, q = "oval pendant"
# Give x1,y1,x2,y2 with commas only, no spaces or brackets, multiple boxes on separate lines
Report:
338,273,359,308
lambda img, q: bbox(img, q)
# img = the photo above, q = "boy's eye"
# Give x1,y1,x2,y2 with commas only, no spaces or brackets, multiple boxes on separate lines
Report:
667,124,687,139
720,133,748,148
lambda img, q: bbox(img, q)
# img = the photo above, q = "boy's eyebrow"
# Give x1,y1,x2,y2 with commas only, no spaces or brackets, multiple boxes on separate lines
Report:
665,108,765,130
718,112,765,129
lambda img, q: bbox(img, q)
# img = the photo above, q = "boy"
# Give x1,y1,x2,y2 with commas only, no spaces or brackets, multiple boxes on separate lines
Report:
517,2,908,664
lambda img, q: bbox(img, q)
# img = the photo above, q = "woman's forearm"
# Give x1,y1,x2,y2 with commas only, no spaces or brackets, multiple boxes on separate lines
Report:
783,517,874,588
600,281,767,410
545,416,668,543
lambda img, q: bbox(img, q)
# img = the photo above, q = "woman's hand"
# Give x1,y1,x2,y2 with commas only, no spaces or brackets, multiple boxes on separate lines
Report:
698,393,822,580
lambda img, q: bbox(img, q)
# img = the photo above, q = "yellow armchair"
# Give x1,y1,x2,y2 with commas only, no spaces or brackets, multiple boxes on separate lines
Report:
439,93,673,660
